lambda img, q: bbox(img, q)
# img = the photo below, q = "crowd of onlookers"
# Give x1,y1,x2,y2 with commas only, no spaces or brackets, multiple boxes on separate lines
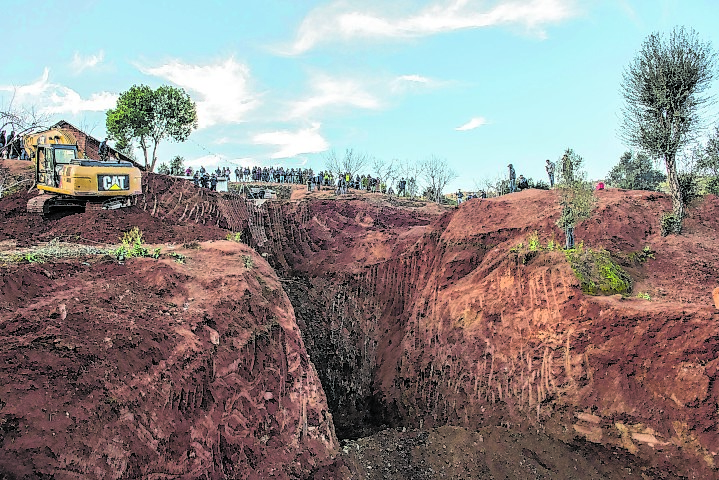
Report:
185,165,416,196
0,130,30,160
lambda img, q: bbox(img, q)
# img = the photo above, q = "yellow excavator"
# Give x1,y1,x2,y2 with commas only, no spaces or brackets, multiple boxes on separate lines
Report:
24,129,142,215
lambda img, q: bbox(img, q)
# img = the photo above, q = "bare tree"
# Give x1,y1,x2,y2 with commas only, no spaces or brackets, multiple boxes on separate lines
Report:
1,94,49,157
324,148,370,179
620,27,717,233
398,158,424,199
372,157,398,191
421,155,457,203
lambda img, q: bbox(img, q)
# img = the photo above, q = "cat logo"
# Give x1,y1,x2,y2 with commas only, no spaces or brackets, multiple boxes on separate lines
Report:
98,174,130,191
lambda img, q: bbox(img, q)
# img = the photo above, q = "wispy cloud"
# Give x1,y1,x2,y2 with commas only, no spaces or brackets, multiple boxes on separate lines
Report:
456,116,488,131
140,57,261,128
289,74,381,118
186,154,258,169
390,73,448,93
286,0,580,54
252,123,329,159
0,68,117,114
70,50,105,73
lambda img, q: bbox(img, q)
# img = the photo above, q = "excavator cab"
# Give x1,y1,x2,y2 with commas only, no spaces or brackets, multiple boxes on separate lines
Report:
36,143,78,188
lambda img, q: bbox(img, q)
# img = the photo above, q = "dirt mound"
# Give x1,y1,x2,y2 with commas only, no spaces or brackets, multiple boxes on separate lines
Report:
0,241,336,479
0,173,230,247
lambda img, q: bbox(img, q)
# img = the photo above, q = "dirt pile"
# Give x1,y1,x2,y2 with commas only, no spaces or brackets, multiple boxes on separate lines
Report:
0,241,336,479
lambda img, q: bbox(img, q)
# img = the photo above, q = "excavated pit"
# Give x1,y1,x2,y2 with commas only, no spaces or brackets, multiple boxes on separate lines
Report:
2,167,719,478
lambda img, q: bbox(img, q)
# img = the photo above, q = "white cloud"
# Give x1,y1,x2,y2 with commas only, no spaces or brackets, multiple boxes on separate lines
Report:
390,73,447,93
44,89,117,114
396,74,432,84
0,68,117,114
71,50,105,72
456,116,488,130
185,154,258,170
252,123,329,159
289,74,381,118
286,0,580,54
140,58,260,128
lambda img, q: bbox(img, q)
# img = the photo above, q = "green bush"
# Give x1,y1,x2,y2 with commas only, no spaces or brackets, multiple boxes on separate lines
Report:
660,212,681,236
115,227,160,261
226,232,243,243
565,244,632,295
704,176,719,195
242,254,254,269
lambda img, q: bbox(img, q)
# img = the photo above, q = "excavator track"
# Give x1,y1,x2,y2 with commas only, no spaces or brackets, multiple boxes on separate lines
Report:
28,194,133,217
27,194,57,216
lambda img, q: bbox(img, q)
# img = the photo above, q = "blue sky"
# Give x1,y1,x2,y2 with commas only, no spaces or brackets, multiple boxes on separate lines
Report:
2,0,718,191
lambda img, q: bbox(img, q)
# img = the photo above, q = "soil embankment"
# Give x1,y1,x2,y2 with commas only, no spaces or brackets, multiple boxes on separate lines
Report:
1,168,719,478
0,240,336,479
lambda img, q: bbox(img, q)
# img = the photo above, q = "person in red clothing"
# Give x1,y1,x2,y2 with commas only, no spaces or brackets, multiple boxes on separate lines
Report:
596,181,605,190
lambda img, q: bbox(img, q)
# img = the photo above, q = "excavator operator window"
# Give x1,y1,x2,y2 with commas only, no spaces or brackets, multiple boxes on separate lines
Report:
55,148,75,164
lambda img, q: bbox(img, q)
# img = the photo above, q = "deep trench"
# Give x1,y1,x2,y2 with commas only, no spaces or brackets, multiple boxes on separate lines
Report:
234,198,426,440
281,276,402,440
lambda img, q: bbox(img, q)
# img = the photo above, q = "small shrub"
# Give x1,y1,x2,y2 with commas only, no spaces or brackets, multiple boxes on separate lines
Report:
183,241,201,250
115,227,159,261
628,245,655,263
527,231,540,251
660,212,681,236
636,292,651,300
565,244,632,295
704,176,719,195
242,255,254,269
226,232,243,243
25,252,42,263
168,252,186,264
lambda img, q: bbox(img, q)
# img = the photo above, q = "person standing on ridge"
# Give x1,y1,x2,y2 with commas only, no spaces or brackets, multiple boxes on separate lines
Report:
545,159,555,187
508,163,516,193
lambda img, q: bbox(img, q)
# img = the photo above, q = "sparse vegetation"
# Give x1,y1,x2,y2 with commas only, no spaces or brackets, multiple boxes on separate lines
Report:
114,227,160,261
628,245,656,263
565,243,633,295
168,251,186,264
660,212,681,237
226,232,243,243
0,238,112,264
636,292,652,300
242,254,254,269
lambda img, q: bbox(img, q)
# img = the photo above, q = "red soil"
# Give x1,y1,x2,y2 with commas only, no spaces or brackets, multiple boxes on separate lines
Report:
2,171,719,478
0,242,336,479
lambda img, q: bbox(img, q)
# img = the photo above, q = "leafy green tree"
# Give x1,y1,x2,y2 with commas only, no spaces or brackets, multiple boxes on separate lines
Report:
620,27,716,233
697,125,719,176
156,163,170,175
106,85,197,172
169,155,185,176
606,151,666,190
555,149,596,249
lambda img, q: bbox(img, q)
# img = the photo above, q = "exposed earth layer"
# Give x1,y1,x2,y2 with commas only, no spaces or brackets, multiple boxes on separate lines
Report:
1,163,718,479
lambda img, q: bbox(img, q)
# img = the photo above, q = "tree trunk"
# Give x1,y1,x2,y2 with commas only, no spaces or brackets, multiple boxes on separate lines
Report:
664,154,684,234
140,137,150,171
150,141,159,173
